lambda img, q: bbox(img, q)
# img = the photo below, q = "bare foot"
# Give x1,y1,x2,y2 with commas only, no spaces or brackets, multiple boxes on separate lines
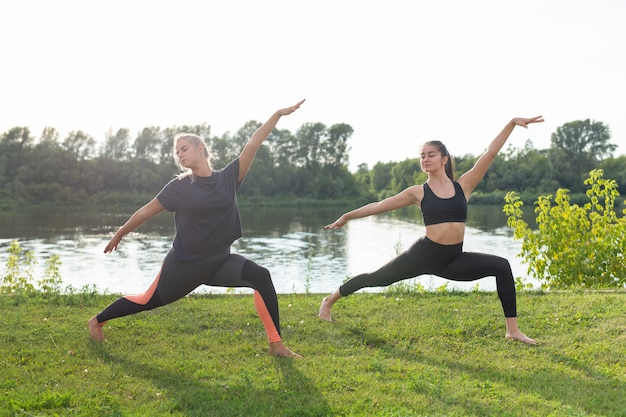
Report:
506,330,536,345
88,315,106,341
318,296,334,322
269,341,302,358
504,317,535,345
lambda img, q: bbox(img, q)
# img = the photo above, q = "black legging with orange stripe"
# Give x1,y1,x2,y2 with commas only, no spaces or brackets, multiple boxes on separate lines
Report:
96,248,282,342
339,236,517,317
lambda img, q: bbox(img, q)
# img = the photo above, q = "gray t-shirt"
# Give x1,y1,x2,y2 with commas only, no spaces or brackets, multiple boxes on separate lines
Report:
157,159,243,260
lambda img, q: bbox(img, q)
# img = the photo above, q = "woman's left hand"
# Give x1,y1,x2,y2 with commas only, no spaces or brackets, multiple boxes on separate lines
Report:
277,99,305,116
513,115,544,128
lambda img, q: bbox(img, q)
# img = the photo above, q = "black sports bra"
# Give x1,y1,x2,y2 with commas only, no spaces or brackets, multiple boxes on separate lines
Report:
421,181,467,226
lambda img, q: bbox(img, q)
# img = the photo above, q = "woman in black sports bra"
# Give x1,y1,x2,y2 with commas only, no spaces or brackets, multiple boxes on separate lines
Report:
319,116,544,345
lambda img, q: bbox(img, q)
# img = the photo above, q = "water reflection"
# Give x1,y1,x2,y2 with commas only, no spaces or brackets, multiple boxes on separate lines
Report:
0,205,532,295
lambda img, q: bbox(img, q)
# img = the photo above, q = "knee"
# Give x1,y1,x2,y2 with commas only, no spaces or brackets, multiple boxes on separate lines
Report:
257,266,271,281
242,261,272,284
493,257,513,279
494,256,511,270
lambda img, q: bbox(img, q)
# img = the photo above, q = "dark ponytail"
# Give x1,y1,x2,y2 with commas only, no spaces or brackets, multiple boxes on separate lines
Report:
423,140,454,181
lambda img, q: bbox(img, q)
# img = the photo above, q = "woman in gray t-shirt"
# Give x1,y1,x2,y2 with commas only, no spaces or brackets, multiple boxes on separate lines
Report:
88,100,305,358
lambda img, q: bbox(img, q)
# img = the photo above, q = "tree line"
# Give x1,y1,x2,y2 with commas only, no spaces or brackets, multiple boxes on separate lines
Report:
0,118,624,207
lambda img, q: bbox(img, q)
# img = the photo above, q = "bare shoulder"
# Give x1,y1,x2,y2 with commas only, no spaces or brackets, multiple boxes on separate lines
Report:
403,184,424,205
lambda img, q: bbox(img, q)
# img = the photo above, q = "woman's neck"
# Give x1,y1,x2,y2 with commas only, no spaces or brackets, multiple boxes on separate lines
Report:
192,164,212,177
427,172,451,185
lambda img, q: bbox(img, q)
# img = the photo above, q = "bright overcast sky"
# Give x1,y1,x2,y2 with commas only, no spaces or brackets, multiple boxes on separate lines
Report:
1,0,624,171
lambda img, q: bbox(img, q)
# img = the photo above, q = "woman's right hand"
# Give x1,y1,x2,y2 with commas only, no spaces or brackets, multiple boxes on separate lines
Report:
104,233,124,253
324,215,347,229
103,198,165,253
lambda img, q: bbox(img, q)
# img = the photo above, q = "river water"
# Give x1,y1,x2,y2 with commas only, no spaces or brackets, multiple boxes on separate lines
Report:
0,205,533,295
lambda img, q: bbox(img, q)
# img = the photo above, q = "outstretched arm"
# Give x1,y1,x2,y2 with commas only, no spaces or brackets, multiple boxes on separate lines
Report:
325,186,421,229
238,99,305,181
104,198,165,253
458,116,544,194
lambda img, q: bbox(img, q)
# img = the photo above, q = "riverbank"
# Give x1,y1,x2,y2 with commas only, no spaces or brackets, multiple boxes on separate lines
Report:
0,196,360,212
2,291,624,416
4,191,622,211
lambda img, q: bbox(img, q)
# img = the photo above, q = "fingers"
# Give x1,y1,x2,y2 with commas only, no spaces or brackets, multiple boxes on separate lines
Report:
324,220,345,229
515,115,544,128
104,241,118,253
527,115,544,123
282,99,305,115
524,116,544,128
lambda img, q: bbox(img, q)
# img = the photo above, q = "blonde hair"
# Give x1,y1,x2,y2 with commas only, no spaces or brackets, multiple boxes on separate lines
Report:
173,133,212,180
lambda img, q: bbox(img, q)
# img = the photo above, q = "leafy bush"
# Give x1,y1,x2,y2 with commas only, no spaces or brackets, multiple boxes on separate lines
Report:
504,169,626,289
1,239,62,295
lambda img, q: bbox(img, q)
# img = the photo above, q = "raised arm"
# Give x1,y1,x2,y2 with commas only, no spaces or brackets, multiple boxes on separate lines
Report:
238,99,305,181
325,186,421,229
104,197,165,253
458,116,544,194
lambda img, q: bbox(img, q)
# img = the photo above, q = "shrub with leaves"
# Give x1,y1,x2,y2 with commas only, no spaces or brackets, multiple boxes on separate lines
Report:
504,169,626,289
1,240,62,295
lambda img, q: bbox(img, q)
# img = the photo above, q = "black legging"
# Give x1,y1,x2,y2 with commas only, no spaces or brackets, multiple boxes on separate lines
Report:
96,248,282,335
339,236,517,317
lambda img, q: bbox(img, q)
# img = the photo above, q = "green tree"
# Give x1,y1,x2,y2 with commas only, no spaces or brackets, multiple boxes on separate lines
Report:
389,158,423,194
16,139,78,202
268,128,297,168
599,155,626,195
484,141,555,194
0,127,34,196
39,127,60,145
209,131,238,166
63,130,96,160
133,126,163,162
293,122,326,168
369,161,391,191
242,145,275,197
225,121,261,167
549,119,615,192
323,123,353,167
102,128,131,160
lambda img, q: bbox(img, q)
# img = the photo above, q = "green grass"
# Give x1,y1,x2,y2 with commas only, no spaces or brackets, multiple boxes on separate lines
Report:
1,291,624,417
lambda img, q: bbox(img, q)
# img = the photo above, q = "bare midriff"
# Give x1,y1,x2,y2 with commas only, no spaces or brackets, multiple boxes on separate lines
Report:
425,222,465,245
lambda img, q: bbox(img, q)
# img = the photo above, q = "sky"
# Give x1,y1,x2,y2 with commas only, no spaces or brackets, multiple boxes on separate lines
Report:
1,0,625,171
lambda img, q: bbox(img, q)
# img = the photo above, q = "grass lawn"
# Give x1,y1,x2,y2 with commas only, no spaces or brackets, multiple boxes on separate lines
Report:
1,290,624,416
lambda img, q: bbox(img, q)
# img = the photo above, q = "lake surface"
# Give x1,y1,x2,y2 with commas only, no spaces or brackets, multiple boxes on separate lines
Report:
0,205,535,295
